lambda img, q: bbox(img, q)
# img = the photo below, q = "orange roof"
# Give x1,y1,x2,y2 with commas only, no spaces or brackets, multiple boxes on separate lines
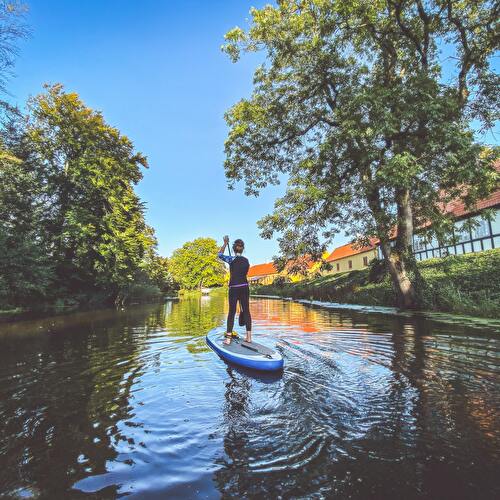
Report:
326,240,377,262
248,262,278,278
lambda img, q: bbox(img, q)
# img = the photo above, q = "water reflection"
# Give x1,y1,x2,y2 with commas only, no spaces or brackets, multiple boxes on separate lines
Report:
0,297,498,498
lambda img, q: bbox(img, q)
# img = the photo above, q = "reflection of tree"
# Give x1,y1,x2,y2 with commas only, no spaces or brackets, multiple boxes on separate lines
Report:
158,295,227,354
0,306,158,498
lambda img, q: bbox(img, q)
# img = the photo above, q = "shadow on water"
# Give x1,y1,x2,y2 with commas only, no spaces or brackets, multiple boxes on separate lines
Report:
0,295,498,499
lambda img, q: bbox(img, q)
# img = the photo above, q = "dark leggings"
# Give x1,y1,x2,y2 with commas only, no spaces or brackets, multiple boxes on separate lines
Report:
227,285,252,333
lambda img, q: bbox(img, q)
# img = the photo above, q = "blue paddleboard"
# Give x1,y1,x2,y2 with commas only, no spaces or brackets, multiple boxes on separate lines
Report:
206,327,284,372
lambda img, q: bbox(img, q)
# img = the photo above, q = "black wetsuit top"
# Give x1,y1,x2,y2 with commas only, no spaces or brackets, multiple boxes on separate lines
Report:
228,255,249,287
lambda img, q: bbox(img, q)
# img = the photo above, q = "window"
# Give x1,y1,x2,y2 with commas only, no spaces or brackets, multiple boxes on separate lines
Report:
454,219,471,243
336,263,340,271
482,238,493,250
491,209,500,235
471,216,490,239
413,234,426,252
348,260,352,269
363,256,368,266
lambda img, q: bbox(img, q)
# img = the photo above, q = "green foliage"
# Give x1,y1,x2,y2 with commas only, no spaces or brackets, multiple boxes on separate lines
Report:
368,258,388,284
0,139,53,307
417,250,500,316
272,275,291,288
25,84,154,299
223,0,499,307
145,254,176,293
169,237,226,291
0,84,168,310
0,1,29,94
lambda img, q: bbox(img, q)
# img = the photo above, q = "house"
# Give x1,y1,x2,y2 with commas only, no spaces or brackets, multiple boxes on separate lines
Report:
247,262,279,285
377,167,500,261
410,189,500,261
325,240,378,274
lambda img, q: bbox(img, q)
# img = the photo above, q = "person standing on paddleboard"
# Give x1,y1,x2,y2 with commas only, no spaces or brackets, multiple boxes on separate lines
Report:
218,236,252,345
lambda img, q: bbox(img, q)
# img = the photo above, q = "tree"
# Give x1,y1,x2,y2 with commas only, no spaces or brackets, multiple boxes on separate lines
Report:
0,1,29,95
169,238,226,290
145,253,176,293
24,84,156,303
0,141,52,307
223,0,499,308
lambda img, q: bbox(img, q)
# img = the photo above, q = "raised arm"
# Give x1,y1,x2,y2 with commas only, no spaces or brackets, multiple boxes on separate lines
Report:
218,235,229,255
218,235,234,264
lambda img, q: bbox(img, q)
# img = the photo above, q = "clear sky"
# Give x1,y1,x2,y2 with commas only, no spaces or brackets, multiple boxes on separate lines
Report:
9,1,498,264
10,0,295,264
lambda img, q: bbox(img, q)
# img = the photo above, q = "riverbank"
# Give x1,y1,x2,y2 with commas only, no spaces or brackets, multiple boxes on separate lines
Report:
251,249,500,319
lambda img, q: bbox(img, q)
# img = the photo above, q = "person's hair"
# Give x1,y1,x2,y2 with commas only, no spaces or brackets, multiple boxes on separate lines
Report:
232,239,244,253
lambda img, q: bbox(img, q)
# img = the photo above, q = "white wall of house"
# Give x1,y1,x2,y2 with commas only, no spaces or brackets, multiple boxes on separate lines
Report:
377,207,500,260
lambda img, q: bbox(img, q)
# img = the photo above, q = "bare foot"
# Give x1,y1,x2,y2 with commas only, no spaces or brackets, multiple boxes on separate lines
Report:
244,332,252,343
224,334,232,345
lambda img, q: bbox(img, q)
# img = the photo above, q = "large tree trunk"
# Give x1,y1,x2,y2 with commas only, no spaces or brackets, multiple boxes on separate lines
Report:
366,182,420,308
381,188,420,309
380,240,418,309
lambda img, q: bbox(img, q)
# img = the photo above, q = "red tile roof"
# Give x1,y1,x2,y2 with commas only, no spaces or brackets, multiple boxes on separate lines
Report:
441,189,500,218
248,262,278,278
284,254,316,272
440,161,499,218
389,161,499,238
326,240,377,262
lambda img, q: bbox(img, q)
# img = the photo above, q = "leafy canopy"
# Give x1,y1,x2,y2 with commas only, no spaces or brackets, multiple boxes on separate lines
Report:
169,238,226,290
223,0,499,263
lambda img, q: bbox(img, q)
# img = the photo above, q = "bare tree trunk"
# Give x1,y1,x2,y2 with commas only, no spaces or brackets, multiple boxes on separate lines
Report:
381,241,418,309
382,188,419,309
367,183,419,309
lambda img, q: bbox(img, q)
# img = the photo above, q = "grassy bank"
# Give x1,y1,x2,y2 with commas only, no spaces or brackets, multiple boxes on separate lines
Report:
251,249,500,319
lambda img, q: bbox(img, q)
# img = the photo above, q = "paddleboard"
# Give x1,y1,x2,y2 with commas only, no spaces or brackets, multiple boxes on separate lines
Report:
206,327,284,372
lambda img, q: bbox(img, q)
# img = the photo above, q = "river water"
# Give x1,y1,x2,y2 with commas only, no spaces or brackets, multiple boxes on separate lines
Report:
0,295,499,499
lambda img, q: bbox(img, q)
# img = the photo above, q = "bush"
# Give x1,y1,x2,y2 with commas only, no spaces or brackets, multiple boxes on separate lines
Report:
273,275,291,288
368,257,388,283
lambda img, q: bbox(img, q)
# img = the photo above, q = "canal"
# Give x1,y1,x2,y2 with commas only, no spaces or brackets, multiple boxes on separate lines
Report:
0,295,499,499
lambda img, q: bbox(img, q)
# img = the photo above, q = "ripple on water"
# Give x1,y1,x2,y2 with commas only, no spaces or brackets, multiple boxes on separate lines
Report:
0,298,499,499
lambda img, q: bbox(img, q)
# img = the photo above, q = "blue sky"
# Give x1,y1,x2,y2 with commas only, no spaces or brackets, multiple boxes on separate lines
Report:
9,1,499,264
11,0,290,264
